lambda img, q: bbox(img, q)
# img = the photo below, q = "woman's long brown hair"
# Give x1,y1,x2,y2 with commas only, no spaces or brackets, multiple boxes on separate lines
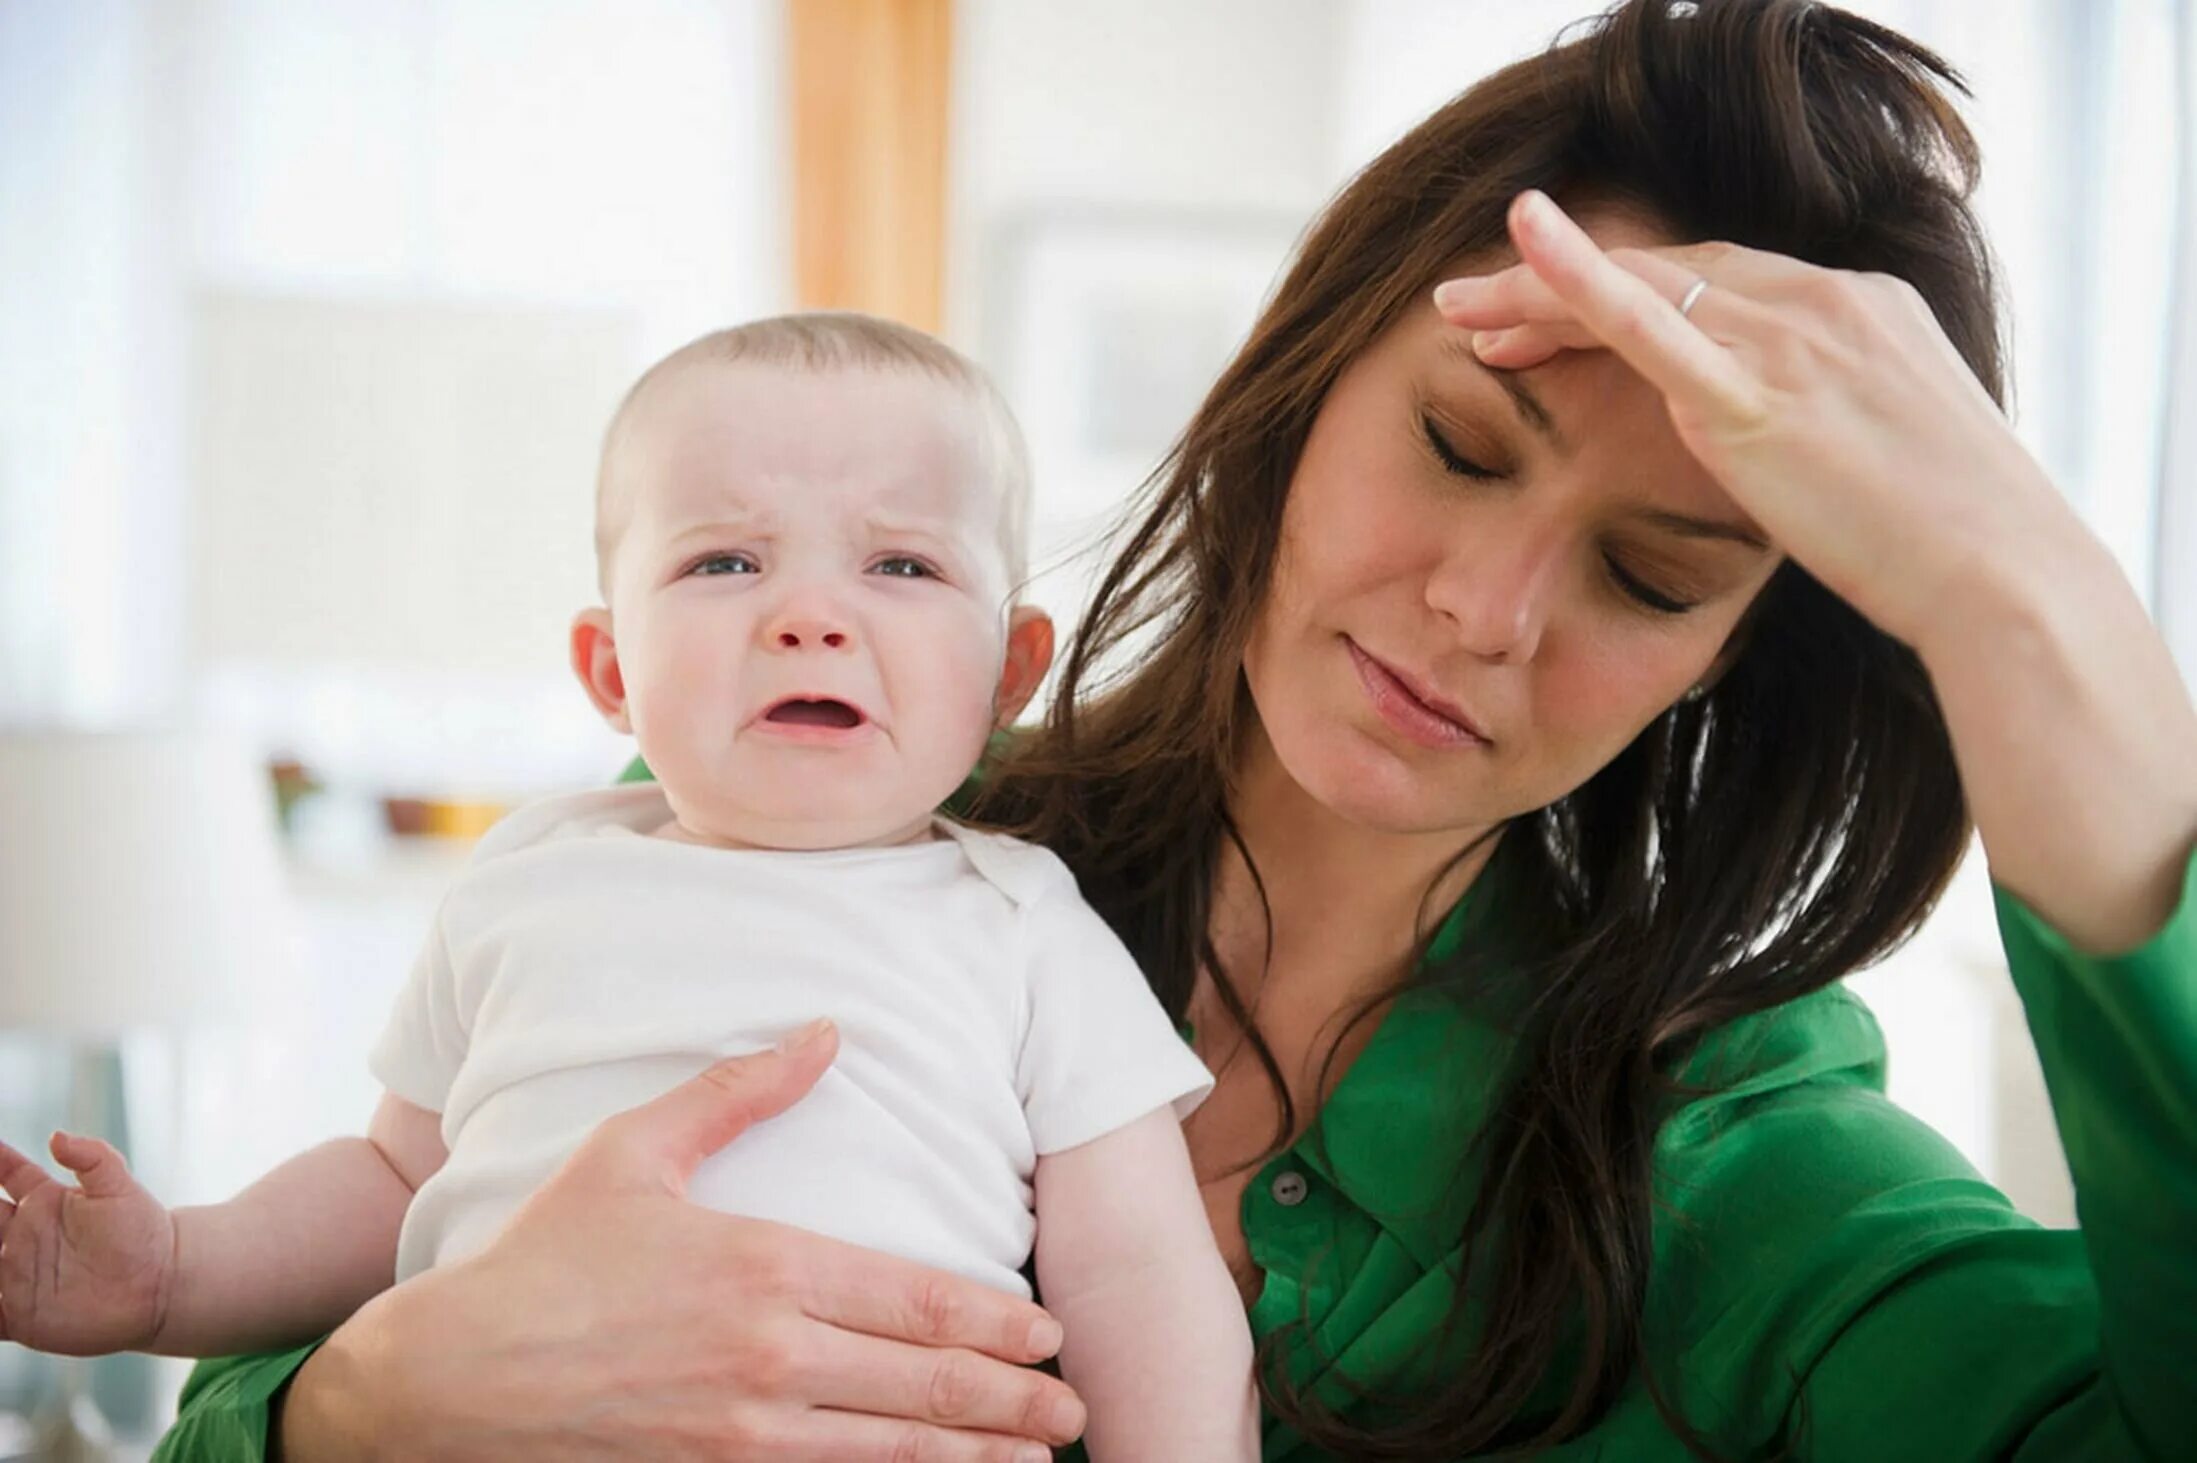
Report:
967,1,1999,1455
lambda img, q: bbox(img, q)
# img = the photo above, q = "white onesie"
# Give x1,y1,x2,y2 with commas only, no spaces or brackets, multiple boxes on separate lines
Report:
369,784,1215,1291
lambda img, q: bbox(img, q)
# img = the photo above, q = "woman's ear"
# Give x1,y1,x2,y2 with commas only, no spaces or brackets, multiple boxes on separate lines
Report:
992,605,1056,728
570,607,632,733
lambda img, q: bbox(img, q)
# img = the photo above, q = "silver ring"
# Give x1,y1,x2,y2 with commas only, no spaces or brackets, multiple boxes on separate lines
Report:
1677,277,1710,319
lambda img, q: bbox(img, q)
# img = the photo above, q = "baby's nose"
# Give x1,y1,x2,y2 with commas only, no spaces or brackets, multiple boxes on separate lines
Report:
767,609,854,650
777,623,847,649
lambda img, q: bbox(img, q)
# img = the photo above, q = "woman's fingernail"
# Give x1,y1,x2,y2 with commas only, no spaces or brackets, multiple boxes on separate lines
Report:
1515,189,1555,235
775,1017,832,1053
1017,1446,1051,1463
1026,1316,1064,1357
1049,1395,1087,1440
1433,279,1472,312
1472,329,1506,356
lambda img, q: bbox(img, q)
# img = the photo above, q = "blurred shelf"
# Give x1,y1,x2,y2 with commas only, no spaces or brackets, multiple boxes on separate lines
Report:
281,837,478,903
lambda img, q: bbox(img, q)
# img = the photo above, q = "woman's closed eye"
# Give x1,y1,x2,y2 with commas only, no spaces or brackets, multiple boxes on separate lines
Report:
1602,554,1701,615
1420,412,1503,481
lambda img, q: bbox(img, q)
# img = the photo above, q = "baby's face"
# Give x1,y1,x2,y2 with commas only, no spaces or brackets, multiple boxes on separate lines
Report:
593,362,1019,849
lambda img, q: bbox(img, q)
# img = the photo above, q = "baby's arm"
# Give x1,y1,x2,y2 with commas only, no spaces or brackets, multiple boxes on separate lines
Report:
0,1091,444,1358
159,1091,447,1355
1034,1106,1259,1463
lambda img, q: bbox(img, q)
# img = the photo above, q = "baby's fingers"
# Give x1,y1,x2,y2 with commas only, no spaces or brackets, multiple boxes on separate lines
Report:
49,1133,137,1200
0,1139,57,1202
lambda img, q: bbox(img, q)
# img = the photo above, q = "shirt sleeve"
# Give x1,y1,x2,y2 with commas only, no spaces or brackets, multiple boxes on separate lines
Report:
149,1343,322,1463
1648,843,2197,1461
1016,879,1215,1156
1979,843,2197,1457
364,907,466,1113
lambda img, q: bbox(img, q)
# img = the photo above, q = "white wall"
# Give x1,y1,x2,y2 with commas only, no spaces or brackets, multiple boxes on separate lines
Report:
943,0,1348,653
182,0,785,353
947,0,1346,348
0,0,189,725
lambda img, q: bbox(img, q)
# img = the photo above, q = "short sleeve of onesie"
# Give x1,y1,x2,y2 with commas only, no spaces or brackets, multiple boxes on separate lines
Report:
362,796,578,1115
1010,864,1216,1156
366,911,469,1113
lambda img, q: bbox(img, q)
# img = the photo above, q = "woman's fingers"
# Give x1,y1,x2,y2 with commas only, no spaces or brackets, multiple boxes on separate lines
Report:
1495,190,1762,424
802,1244,1065,1364
0,1139,55,1201
799,1409,1056,1463
567,1019,839,1195
805,1329,1084,1446
1438,244,1759,373
1469,322,1593,369
1434,229,1814,327
1434,240,1696,328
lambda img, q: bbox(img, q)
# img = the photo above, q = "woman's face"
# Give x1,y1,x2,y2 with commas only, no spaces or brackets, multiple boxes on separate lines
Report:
1242,216,1785,838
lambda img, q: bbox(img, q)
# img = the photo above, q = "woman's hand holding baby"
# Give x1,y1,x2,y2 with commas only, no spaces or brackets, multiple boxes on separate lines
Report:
282,1019,1086,1463
0,1130,177,1355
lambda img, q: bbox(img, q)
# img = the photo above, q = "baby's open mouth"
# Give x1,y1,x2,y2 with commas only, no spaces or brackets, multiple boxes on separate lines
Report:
763,697,865,729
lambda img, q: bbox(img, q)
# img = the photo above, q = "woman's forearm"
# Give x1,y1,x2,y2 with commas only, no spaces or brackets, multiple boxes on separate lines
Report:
1921,523,2197,952
154,1138,412,1357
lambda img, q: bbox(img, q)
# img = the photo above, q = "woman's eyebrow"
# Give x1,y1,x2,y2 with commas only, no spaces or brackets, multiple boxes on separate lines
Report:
1632,507,1770,551
1437,334,1566,450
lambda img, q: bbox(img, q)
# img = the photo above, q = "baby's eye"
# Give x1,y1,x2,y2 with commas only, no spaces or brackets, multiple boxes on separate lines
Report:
688,552,758,577
870,555,937,580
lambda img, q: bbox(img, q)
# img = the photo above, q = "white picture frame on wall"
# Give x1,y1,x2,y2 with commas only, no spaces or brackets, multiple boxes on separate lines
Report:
986,208,1307,630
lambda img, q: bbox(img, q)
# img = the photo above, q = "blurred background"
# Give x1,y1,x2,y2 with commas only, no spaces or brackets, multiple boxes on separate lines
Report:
2,0,2193,1446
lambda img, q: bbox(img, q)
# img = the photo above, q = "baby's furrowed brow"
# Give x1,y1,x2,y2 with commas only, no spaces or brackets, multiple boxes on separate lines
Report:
666,514,780,545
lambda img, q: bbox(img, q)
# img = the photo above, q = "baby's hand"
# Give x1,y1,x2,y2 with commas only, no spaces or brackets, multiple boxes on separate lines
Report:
0,1132,176,1355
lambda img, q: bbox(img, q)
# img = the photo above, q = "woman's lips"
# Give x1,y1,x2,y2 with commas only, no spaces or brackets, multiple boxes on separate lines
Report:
1345,638,1490,750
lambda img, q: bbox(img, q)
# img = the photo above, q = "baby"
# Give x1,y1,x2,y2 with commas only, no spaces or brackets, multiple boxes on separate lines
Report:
0,314,1259,1461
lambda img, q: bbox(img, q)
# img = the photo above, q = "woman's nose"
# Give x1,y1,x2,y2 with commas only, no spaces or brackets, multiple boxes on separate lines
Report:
1423,525,1565,664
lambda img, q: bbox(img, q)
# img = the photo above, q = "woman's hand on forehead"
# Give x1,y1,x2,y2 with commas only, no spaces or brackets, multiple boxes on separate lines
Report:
1429,190,2060,653
1435,190,2197,955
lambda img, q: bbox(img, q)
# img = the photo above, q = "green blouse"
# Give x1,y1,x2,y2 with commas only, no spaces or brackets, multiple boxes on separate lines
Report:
150,817,2197,1461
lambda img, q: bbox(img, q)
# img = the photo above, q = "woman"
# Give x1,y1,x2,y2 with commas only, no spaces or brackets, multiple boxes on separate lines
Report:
151,2,2197,1458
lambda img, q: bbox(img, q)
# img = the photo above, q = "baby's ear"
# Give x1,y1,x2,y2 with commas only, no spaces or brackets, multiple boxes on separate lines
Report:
570,607,632,733
992,605,1055,728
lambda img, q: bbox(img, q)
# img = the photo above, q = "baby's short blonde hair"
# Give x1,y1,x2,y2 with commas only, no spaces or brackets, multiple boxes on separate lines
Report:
593,312,1032,598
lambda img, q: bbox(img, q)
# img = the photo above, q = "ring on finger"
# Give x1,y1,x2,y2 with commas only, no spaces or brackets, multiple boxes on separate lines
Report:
1676,276,1710,320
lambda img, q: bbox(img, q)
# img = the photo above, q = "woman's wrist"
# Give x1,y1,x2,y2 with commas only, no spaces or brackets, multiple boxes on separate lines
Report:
274,1291,408,1463
1887,450,2070,661
1911,491,2197,949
